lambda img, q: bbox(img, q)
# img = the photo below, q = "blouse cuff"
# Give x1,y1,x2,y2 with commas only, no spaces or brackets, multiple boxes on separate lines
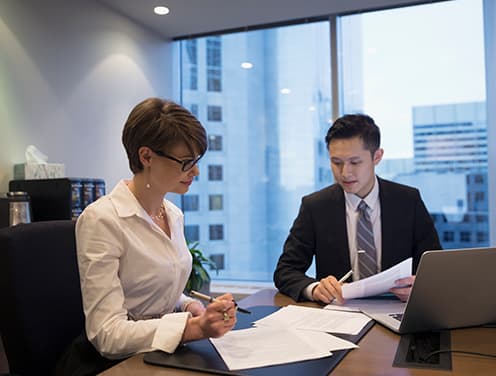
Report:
177,293,198,312
151,312,191,353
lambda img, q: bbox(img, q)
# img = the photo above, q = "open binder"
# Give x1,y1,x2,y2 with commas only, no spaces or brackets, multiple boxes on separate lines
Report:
144,305,374,376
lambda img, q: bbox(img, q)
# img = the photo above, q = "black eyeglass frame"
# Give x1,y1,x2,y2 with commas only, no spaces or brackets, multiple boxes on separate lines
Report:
152,149,204,171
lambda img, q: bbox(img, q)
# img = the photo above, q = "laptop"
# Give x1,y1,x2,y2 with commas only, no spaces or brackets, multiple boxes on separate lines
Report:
349,247,496,333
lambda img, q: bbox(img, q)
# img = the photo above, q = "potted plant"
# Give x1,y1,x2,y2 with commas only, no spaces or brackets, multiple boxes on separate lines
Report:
185,241,217,294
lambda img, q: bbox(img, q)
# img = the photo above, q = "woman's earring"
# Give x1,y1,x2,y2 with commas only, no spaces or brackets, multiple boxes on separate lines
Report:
146,166,151,189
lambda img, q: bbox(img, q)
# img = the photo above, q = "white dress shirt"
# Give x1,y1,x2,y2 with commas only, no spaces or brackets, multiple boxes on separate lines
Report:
303,176,382,299
76,180,197,359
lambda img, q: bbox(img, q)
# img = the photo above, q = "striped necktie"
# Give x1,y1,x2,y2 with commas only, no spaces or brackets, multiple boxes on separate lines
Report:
356,200,377,279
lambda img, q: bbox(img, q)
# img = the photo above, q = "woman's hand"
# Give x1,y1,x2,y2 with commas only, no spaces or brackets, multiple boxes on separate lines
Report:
182,293,237,343
184,300,206,317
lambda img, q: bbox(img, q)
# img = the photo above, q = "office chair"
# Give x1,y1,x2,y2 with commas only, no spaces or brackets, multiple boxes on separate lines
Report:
0,220,84,375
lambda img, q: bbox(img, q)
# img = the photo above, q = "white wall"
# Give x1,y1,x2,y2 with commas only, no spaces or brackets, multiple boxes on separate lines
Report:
0,0,173,192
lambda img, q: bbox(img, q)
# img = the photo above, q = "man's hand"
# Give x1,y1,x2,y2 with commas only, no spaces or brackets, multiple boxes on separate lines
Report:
312,276,344,304
389,275,416,302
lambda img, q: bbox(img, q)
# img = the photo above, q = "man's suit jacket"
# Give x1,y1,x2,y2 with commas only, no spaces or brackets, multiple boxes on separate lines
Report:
273,177,441,301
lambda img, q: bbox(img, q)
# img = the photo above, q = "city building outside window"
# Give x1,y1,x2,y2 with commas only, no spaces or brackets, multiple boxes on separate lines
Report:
178,0,488,282
190,103,199,117
209,194,223,210
477,231,488,242
184,40,198,90
209,224,224,240
208,165,223,181
182,195,199,211
185,225,200,242
207,37,222,92
460,231,472,242
207,105,222,121
443,231,455,242
208,135,223,151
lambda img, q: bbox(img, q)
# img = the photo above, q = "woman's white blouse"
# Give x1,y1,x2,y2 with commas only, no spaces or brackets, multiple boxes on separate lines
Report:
76,180,195,359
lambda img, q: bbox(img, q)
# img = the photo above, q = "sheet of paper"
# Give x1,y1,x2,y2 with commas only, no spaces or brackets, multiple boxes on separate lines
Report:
210,326,357,371
323,304,362,313
341,258,412,300
324,298,406,316
252,304,371,335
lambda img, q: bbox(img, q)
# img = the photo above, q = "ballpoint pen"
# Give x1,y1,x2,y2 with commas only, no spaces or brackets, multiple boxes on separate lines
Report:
338,269,353,283
328,270,353,304
190,290,252,314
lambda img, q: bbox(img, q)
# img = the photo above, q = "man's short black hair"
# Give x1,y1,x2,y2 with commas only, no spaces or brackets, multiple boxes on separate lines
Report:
325,114,381,154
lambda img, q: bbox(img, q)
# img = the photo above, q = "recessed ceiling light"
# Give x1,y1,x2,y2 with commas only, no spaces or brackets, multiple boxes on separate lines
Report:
241,62,253,69
308,106,316,111
280,88,291,94
154,6,170,15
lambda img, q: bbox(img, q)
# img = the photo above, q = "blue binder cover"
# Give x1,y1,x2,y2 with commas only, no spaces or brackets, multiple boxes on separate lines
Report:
143,305,374,376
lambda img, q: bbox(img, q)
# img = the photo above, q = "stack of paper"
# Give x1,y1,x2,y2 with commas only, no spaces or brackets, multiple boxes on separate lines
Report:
210,305,371,370
253,305,371,335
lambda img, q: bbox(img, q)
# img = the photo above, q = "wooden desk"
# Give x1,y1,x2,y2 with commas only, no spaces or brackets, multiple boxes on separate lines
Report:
100,289,496,376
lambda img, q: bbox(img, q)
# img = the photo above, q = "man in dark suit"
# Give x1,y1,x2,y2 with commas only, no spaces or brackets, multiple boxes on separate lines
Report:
273,114,441,304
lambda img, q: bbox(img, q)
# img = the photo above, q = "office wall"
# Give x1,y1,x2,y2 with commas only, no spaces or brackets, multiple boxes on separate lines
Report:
0,0,172,192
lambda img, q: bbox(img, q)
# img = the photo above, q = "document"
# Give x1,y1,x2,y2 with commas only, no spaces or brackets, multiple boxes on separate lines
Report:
340,258,412,300
253,304,371,335
210,326,357,371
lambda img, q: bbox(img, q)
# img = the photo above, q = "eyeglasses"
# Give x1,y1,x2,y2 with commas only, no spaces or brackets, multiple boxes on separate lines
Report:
152,149,203,171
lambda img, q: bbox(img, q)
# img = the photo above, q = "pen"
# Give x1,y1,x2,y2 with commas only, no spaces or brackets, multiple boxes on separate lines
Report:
190,290,252,314
338,269,353,283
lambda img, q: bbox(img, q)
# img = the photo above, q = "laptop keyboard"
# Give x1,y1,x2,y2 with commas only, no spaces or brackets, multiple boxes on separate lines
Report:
389,313,404,322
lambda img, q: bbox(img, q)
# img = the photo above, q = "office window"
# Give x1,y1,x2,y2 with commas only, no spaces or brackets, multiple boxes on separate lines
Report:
209,194,223,210
182,195,199,211
209,224,224,240
340,0,487,250
184,225,200,242
179,21,330,281
208,135,223,151
208,165,223,181
177,0,489,281
207,37,222,92
207,105,222,121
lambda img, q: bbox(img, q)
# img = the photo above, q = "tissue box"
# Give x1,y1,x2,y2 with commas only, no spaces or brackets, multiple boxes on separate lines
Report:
13,163,65,180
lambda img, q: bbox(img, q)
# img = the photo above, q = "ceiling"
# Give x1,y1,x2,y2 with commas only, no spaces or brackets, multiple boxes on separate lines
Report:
98,0,430,40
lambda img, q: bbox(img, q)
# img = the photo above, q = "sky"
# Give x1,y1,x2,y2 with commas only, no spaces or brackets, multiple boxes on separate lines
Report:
347,0,486,159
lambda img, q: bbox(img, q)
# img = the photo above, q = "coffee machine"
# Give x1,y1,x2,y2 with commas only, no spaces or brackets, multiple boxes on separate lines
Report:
0,191,32,228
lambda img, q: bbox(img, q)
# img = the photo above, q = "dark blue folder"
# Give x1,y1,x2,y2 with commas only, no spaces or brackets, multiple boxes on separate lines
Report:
144,305,374,375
